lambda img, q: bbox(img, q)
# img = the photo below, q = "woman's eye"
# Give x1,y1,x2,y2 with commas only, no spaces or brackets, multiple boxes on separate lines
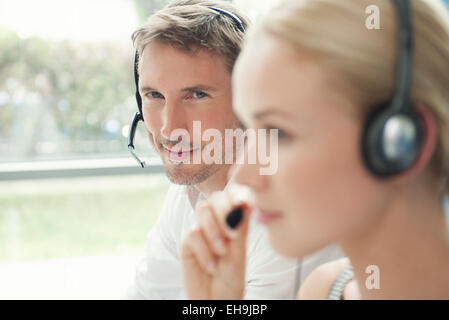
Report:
277,129,291,141
265,126,292,141
192,91,207,99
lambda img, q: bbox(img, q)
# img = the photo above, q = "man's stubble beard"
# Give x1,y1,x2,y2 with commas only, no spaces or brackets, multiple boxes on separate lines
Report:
148,131,227,186
148,117,240,186
164,161,223,186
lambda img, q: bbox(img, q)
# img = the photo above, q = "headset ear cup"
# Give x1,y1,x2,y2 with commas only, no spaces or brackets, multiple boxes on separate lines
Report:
362,103,393,176
362,103,424,177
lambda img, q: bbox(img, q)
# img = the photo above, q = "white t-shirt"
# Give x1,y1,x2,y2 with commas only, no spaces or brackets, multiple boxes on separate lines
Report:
127,183,343,299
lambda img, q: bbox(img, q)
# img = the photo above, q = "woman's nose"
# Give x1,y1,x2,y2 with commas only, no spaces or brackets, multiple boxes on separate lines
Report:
231,137,269,192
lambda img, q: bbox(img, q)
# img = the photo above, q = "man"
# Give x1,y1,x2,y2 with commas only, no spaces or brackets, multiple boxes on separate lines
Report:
126,0,342,299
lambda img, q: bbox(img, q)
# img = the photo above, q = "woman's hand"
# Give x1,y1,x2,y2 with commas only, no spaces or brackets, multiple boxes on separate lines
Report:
180,191,251,300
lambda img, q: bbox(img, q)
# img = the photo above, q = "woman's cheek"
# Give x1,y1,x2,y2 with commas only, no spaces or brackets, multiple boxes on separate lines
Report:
278,144,320,196
277,142,343,225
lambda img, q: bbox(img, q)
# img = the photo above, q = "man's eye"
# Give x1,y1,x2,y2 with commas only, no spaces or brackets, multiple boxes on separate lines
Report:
192,91,207,99
148,91,163,99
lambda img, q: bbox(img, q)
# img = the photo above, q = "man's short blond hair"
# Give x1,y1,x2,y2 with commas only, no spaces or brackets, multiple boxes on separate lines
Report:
132,0,250,73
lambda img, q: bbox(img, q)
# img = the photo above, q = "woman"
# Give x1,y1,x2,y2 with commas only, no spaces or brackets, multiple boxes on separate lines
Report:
180,0,449,299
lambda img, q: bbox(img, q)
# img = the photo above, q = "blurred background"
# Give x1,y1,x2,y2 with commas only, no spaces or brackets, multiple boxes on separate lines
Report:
0,0,448,300
0,0,276,299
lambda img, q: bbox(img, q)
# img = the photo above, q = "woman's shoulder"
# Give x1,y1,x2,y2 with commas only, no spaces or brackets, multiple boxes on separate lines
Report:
297,257,351,300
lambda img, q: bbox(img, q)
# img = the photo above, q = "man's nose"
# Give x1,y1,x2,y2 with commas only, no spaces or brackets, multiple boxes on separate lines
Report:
160,99,187,140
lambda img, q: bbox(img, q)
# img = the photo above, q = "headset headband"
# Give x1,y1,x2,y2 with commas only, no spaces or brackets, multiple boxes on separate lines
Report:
391,0,413,111
208,6,245,32
133,6,244,116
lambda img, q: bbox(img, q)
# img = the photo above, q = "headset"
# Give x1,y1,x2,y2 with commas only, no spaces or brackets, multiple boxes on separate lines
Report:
128,0,423,178
127,7,245,168
361,0,423,177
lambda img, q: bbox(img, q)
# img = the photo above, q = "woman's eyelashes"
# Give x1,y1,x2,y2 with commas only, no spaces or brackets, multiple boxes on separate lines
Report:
264,125,292,142
239,121,248,131
237,120,293,142
236,118,292,142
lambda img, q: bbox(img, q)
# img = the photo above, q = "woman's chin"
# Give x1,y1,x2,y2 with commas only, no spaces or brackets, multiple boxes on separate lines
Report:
266,230,328,259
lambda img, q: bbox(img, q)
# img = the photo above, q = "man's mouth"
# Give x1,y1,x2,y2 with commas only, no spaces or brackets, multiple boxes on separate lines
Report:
162,145,200,164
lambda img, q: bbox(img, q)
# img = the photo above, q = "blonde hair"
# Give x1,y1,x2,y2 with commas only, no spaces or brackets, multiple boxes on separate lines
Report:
252,0,449,194
132,0,250,73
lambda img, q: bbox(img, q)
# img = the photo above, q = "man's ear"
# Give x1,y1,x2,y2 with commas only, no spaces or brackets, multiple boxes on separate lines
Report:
394,103,438,183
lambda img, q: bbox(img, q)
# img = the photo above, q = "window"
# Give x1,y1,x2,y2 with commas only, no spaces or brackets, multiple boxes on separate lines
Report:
0,0,277,299
0,0,171,299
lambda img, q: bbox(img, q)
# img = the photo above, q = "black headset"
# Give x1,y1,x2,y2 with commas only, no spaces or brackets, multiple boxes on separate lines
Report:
127,7,245,168
361,0,423,177
128,0,423,178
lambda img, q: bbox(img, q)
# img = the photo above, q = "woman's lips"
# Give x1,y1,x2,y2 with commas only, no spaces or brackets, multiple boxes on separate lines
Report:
255,207,282,224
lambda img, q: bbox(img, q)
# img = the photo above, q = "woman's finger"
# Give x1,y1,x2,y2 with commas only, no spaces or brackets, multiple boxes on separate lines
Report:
181,228,218,275
196,201,229,256
207,191,243,239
